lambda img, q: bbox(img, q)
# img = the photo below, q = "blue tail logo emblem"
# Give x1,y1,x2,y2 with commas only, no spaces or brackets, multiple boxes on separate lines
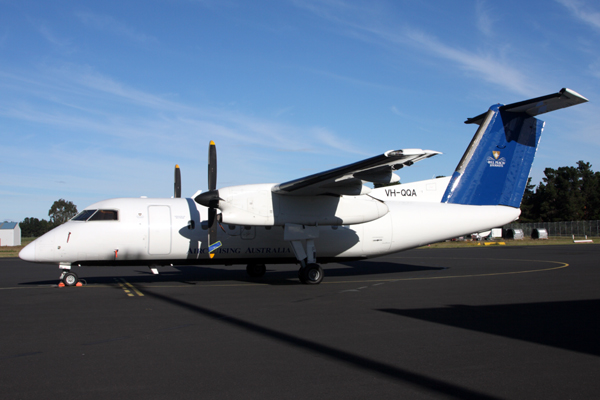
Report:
487,151,506,168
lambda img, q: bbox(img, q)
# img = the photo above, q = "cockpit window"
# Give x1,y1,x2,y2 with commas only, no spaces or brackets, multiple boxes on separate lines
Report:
72,210,97,221
71,209,118,221
88,210,118,221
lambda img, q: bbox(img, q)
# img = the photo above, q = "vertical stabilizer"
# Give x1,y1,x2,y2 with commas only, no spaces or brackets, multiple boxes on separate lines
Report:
441,88,588,207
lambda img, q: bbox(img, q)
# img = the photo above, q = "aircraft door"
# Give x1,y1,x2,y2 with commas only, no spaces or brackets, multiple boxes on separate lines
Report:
148,205,172,255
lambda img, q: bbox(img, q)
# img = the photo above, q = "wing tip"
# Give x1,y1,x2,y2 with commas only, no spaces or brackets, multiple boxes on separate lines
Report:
560,88,589,103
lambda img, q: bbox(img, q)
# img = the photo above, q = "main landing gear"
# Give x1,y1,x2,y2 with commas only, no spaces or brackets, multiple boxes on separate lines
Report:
284,224,324,285
246,263,266,278
245,262,323,284
298,263,323,284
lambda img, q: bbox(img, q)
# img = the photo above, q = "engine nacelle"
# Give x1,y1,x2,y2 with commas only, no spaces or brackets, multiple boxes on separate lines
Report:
217,184,389,226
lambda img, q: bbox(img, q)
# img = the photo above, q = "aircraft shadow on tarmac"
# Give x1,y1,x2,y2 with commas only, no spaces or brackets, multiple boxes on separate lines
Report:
380,299,600,357
21,261,444,286
140,288,501,400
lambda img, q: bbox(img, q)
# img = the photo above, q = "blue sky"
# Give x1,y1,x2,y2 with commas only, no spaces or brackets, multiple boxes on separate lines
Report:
1,0,598,221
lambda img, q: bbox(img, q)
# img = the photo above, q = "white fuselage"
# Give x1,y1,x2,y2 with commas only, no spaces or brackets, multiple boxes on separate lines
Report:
20,177,520,267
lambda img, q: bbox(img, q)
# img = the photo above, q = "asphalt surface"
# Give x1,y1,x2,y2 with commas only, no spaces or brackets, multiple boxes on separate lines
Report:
1,245,599,399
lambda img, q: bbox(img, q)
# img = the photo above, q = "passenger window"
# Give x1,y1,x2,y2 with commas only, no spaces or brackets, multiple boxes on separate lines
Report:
88,210,119,221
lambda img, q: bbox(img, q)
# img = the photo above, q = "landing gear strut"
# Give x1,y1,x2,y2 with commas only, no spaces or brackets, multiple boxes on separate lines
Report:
246,263,266,278
284,224,325,285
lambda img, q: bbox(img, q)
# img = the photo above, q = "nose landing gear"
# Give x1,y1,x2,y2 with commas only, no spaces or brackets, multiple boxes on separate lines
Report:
59,270,80,287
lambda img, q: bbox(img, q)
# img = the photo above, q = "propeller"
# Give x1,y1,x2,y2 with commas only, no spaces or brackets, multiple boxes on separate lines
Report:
174,164,181,198
194,141,223,258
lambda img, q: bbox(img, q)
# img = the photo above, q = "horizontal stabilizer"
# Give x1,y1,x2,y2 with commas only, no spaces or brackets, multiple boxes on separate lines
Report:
465,88,588,126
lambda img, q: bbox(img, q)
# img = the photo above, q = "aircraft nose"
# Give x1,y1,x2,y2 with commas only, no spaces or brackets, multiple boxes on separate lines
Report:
19,241,36,262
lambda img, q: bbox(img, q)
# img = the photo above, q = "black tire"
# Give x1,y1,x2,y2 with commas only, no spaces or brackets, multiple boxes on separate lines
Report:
63,272,78,286
246,264,266,278
298,267,307,284
300,264,323,285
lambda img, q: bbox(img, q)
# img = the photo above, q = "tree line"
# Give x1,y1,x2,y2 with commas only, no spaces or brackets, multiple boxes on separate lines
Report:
20,199,78,237
520,161,600,222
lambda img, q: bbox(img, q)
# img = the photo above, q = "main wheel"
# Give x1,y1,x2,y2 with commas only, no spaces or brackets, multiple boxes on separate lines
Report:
298,267,307,284
299,264,323,285
246,264,266,278
62,271,79,286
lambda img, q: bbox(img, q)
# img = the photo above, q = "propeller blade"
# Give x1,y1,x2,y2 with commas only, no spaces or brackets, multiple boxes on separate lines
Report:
174,164,181,198
208,206,216,240
208,140,217,191
200,141,222,258
207,208,222,258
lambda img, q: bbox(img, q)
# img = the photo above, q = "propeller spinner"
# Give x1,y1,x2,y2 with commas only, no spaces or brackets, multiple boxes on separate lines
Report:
194,141,223,258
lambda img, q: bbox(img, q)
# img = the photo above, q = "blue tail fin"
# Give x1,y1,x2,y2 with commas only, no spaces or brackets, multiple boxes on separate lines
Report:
441,88,588,207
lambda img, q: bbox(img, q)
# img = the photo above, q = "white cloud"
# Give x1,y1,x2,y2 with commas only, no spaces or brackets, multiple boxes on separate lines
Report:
403,28,535,96
36,23,76,53
556,0,600,31
310,127,369,156
0,63,370,168
390,105,408,118
292,0,537,96
475,0,495,37
590,59,600,79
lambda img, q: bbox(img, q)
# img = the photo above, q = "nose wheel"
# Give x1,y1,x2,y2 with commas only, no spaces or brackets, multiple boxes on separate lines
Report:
59,270,79,287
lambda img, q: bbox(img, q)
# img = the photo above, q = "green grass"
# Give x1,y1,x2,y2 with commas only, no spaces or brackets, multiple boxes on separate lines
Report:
419,237,598,249
0,237,35,258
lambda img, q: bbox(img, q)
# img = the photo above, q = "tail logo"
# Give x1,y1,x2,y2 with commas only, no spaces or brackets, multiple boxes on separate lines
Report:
487,151,506,168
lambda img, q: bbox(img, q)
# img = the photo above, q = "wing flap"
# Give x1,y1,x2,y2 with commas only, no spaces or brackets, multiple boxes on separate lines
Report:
272,149,440,196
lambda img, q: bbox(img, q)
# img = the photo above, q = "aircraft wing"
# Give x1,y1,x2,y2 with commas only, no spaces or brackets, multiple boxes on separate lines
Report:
272,149,440,196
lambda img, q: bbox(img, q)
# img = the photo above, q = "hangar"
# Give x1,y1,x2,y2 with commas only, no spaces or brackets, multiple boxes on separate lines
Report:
0,222,21,246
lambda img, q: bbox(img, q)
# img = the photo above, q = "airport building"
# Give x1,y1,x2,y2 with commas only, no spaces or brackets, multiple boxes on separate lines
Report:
0,222,21,246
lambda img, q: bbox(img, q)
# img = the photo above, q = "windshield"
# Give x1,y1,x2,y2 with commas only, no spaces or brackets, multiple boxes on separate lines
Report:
71,209,118,221
72,210,97,221
89,210,118,221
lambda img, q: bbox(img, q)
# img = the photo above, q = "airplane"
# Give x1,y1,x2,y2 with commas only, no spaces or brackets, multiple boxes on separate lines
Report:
19,88,588,286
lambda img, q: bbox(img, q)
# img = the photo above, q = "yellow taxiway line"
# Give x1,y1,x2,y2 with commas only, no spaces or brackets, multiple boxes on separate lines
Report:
115,278,144,296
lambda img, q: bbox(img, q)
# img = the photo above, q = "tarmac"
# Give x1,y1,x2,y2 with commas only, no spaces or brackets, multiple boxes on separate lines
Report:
1,244,599,399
